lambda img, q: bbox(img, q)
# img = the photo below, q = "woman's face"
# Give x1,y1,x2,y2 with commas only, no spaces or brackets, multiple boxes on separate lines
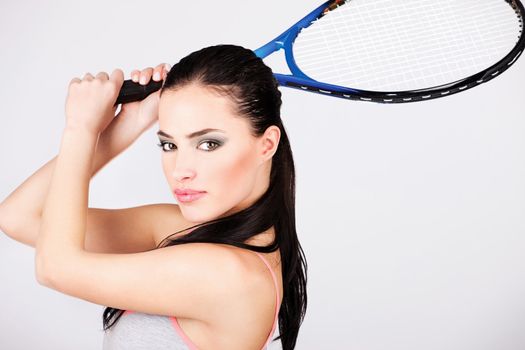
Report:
157,83,280,224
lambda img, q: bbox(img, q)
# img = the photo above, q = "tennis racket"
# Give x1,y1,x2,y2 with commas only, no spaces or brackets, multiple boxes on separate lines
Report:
116,0,525,104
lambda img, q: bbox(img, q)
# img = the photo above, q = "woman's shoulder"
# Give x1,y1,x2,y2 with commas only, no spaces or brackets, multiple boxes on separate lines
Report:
222,245,282,316
206,245,282,344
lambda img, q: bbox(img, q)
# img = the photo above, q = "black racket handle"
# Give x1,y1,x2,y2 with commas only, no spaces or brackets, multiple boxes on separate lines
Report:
114,79,163,106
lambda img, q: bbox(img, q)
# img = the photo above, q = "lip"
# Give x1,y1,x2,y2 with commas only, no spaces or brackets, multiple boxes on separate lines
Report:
174,189,205,195
173,189,207,203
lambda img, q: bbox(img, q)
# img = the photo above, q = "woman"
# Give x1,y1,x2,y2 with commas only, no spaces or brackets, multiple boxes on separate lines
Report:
0,44,307,349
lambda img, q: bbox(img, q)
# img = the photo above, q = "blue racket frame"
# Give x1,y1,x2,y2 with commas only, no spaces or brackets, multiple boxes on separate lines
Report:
252,0,525,103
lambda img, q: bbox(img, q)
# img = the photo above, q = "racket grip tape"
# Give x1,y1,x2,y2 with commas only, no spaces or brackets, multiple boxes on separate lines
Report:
114,79,163,106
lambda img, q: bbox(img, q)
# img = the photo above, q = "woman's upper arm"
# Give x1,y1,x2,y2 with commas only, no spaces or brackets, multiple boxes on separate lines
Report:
1,203,184,254
84,203,184,253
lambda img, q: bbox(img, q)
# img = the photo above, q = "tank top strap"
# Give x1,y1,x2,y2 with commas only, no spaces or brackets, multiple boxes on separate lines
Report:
253,251,280,349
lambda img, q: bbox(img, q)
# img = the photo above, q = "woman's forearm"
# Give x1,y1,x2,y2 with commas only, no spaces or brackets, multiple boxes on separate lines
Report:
0,132,115,237
36,127,98,274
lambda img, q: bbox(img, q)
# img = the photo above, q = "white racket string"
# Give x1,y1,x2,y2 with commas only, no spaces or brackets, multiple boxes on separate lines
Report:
293,0,522,91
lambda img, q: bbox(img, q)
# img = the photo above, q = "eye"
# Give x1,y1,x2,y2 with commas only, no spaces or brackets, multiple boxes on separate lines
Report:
156,140,222,152
198,140,221,151
156,141,175,152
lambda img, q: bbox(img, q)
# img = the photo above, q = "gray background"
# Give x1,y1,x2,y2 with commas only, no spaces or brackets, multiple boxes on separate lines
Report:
1,1,524,349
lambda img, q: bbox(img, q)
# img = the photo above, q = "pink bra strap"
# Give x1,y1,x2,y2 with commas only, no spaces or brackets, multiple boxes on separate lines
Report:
253,251,280,349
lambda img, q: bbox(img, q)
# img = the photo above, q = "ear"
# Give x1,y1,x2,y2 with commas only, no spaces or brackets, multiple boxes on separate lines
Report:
258,125,281,163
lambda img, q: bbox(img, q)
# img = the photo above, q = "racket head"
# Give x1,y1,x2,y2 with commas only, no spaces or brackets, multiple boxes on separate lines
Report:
255,0,525,103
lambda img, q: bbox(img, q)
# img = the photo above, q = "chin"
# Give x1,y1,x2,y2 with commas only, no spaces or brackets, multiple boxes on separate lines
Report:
178,205,214,224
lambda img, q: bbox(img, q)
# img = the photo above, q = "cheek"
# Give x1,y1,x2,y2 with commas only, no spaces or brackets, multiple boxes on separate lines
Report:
215,149,258,192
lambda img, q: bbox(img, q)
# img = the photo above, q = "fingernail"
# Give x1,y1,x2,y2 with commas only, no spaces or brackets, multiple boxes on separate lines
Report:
164,63,171,71
140,76,146,84
153,72,160,80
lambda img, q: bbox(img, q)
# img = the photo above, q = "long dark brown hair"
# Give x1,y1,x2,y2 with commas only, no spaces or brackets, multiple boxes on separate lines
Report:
102,44,307,350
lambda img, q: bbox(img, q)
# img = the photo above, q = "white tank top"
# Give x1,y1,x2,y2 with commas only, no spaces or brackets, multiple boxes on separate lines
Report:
102,251,280,349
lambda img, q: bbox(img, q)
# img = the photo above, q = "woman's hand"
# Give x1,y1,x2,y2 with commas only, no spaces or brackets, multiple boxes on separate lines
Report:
118,62,171,133
94,63,171,160
65,69,124,135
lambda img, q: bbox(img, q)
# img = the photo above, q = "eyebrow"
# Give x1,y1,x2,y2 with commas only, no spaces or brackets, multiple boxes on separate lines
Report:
156,128,226,140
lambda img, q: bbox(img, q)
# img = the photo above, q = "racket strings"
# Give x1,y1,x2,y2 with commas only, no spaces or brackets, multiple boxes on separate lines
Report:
293,0,523,91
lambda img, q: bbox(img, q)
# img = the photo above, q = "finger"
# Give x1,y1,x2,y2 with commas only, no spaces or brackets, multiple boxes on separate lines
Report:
131,69,140,83
162,63,171,80
110,68,124,88
139,67,154,85
96,71,109,80
69,77,81,87
152,64,164,82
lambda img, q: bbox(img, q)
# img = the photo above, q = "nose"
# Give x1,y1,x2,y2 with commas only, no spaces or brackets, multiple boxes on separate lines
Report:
169,152,197,184
173,169,196,184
